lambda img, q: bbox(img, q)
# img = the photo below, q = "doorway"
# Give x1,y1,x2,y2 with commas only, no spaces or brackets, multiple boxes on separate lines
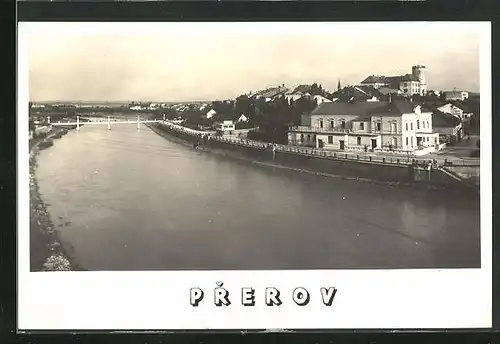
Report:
339,140,345,150
371,139,377,149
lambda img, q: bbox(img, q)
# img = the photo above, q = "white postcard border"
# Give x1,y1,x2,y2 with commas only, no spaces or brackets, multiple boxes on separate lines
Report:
17,21,492,330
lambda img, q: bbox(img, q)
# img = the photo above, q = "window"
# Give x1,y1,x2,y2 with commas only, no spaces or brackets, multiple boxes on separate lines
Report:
410,137,413,147
328,136,333,144
406,137,409,146
341,120,346,129
357,137,361,145
300,134,304,143
330,120,334,128
319,120,323,128
410,123,413,130
360,122,364,130
417,120,420,130
376,122,381,131
391,122,397,132
405,122,408,131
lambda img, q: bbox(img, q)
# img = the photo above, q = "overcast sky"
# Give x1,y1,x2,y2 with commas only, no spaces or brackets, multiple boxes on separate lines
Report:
24,22,484,102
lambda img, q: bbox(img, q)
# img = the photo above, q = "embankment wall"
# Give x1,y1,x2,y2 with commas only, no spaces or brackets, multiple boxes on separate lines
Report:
150,123,477,194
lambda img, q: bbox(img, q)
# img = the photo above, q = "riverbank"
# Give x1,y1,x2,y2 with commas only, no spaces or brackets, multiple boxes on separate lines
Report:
30,128,82,271
148,122,479,195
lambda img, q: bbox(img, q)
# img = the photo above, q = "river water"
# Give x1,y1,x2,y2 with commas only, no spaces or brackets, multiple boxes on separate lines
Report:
34,124,481,270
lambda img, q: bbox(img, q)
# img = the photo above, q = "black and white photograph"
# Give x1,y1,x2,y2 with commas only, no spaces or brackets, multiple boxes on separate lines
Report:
18,21,491,330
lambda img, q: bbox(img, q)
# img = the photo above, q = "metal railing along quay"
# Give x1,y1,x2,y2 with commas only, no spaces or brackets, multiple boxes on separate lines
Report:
159,121,479,168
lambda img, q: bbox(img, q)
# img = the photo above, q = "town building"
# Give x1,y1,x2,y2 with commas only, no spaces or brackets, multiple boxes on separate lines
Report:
436,102,473,120
205,109,217,119
432,110,463,143
312,95,333,104
444,90,469,101
287,98,439,153
215,120,235,136
237,114,248,122
360,65,428,96
285,91,306,104
253,85,289,102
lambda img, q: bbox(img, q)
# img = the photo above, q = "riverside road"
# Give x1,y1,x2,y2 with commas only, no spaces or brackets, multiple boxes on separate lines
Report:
33,124,481,270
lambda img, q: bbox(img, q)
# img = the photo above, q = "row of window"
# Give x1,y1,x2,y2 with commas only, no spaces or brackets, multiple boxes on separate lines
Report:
319,120,346,129
318,120,385,131
405,119,430,131
316,119,434,133
326,136,362,145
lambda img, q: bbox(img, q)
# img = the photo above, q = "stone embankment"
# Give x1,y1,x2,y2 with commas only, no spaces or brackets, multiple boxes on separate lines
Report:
148,122,478,195
29,128,81,271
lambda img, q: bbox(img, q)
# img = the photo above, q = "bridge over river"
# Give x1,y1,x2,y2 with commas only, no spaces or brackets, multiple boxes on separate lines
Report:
33,122,481,270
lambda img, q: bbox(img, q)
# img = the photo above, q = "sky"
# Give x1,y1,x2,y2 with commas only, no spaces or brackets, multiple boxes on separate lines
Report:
24,22,485,102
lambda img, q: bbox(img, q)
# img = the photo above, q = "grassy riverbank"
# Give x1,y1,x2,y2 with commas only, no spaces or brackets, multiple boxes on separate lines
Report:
29,129,81,271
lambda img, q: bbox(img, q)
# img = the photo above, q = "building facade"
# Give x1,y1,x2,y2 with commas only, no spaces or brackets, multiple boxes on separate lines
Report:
215,120,235,136
287,100,439,153
360,65,427,96
445,91,469,101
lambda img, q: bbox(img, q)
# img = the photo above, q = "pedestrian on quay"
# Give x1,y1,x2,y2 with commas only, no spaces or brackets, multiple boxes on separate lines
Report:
272,144,277,160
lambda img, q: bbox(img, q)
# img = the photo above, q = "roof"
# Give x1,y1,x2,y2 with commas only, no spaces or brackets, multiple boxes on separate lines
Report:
355,85,386,99
293,85,312,94
449,100,475,113
331,86,372,102
255,86,289,98
432,110,462,127
360,74,419,85
310,99,420,119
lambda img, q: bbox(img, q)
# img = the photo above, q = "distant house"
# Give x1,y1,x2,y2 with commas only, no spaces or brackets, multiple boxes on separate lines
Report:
205,109,217,119
331,86,379,103
445,90,469,101
437,103,466,120
312,95,332,104
292,85,312,94
360,65,427,96
238,114,248,122
432,110,463,142
427,90,440,97
285,91,305,104
215,120,235,136
254,85,289,102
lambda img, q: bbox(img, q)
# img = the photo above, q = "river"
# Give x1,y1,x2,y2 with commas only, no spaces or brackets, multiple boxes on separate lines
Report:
34,123,481,270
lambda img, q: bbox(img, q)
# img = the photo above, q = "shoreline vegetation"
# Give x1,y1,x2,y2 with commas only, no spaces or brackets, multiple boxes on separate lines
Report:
30,128,82,271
